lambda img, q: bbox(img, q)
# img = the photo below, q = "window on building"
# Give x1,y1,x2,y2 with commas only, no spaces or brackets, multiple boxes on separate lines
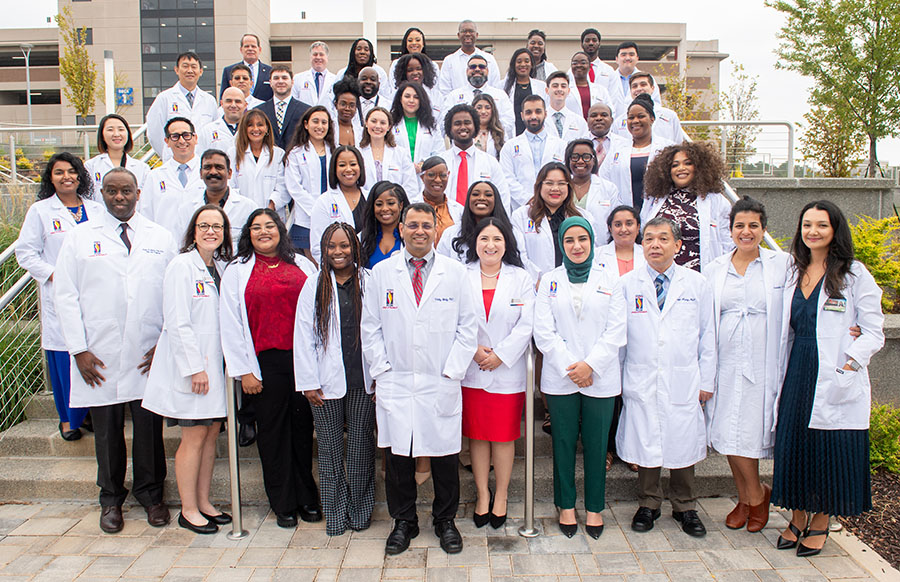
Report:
83,28,93,46
271,46,292,62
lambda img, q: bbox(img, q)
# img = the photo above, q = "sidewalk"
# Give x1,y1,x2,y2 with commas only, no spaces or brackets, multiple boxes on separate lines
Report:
0,498,897,581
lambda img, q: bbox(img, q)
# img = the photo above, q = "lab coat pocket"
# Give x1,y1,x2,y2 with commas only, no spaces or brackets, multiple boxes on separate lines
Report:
428,300,457,332
85,318,122,364
829,368,865,405
433,377,462,417
670,365,699,405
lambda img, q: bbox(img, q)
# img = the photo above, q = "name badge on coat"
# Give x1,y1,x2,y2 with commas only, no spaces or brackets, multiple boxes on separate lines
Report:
824,298,847,312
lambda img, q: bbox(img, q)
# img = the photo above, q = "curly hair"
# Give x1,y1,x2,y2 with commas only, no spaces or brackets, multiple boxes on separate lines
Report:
390,81,436,132
643,142,726,199
393,53,437,89
39,152,93,201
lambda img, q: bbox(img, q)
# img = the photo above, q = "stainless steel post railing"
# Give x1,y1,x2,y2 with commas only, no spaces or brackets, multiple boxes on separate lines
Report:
224,377,249,539
518,344,540,537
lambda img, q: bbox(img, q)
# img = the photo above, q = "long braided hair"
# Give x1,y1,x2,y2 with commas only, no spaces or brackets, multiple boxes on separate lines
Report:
314,222,364,350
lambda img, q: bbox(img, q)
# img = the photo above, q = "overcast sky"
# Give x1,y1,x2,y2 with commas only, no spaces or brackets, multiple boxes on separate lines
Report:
9,0,898,167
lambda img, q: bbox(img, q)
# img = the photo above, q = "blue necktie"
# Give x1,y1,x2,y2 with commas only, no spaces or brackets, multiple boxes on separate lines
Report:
315,71,322,96
178,163,189,187
655,273,668,310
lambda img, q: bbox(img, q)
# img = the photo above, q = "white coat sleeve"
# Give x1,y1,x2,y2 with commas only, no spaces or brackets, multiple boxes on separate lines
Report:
272,157,288,211
442,271,478,380
146,96,167,159
498,143,525,211
489,273,536,368
360,268,391,378
398,153,419,200
497,96,516,140
512,218,540,282
308,197,329,263
293,278,322,392
532,276,578,375
162,259,207,377
437,63,454,99
697,277,718,392
845,265,885,367
14,206,53,284
487,156,512,214
714,195,734,257
52,235,88,355
282,153,314,213
583,279,627,372
219,264,257,379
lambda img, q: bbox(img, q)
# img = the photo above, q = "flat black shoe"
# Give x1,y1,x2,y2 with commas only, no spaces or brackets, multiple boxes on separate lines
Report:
200,511,232,525
239,422,257,447
298,504,322,523
586,524,604,539
178,512,217,534
797,528,829,557
435,520,463,554
275,512,297,528
80,415,93,433
58,422,82,441
673,510,707,537
559,522,577,538
777,520,807,550
631,507,661,532
385,520,419,555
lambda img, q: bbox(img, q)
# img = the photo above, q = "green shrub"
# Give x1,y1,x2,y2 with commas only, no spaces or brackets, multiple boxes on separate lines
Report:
850,215,900,313
870,403,900,474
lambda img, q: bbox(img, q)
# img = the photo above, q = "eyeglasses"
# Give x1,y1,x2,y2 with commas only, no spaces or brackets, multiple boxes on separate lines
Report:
569,153,596,162
166,132,195,141
404,222,434,231
468,64,488,71
196,223,224,233
424,171,449,180
542,181,569,189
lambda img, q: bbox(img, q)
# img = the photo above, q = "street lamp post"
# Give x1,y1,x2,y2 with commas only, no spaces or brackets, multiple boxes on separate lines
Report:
20,44,34,127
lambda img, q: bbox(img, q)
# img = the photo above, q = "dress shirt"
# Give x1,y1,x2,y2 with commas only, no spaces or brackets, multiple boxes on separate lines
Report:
403,247,435,288
525,130,547,175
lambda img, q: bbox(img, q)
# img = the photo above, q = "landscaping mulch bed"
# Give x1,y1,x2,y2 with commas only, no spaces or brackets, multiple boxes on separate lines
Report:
838,471,900,570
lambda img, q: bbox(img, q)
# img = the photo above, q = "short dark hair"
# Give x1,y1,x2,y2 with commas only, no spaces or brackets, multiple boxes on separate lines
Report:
630,71,655,87
230,63,252,79
401,202,437,223
96,114,134,155
270,63,293,77
581,28,602,43
644,216,681,241
102,167,138,188
201,148,231,171
730,196,768,230
175,51,202,67
165,116,195,135
328,145,366,189
545,70,570,85
443,104,480,139
467,54,488,66
522,94,545,108
240,33,261,46
616,41,639,56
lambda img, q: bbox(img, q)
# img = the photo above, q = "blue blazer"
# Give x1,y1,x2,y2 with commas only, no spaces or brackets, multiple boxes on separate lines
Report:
255,97,310,150
220,62,273,101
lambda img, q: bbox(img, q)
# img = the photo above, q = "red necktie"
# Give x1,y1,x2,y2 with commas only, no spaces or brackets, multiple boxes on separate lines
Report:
456,151,468,204
411,258,425,305
589,64,595,83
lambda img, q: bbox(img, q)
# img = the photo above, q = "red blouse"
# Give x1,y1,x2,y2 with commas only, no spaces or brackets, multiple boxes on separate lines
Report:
482,288,496,321
245,253,307,355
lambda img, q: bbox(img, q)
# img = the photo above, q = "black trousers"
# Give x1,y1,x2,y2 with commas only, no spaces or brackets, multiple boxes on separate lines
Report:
91,399,166,508
385,450,459,524
256,349,319,514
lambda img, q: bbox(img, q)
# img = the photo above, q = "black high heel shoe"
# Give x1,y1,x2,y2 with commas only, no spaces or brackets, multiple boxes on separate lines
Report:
797,527,830,557
473,490,493,528
776,519,808,550
490,495,506,529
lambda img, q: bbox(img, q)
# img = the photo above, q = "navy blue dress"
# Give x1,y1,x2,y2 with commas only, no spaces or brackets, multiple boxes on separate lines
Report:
772,278,871,516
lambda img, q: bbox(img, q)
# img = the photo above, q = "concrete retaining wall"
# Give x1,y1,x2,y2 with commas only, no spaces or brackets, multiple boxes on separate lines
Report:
870,314,900,407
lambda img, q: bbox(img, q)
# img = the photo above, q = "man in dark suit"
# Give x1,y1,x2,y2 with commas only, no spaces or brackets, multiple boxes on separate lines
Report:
220,33,273,101
256,64,309,150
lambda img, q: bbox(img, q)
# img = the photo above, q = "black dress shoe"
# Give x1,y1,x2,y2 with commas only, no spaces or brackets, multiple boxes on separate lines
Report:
586,524,604,539
298,504,322,522
58,422,82,441
435,520,463,554
99,505,123,533
559,522,577,537
200,511,232,525
178,512,218,534
239,422,257,447
80,414,94,433
385,519,419,555
146,502,171,527
631,507,661,532
276,512,298,528
673,510,707,537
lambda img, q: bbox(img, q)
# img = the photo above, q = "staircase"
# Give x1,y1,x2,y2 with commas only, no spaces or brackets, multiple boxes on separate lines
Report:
0,392,770,506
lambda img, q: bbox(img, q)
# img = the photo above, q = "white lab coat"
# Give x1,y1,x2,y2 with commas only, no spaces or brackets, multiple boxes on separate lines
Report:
273,144,332,229
54,211,177,407
442,85,515,139
641,192,733,271
84,154,151,193
611,106,686,144
141,250,227,419
598,136,672,208
360,252,478,456
438,146,511,213
358,144,419,201
577,174,625,244
438,48,502,96
293,270,374,399
505,78,547,109
594,241,646,276
175,190,258,246
616,264,716,469
292,68,338,107
435,223,467,263
226,145,287,209
704,248,789,454
15,196,107,351
141,157,206,235
146,83,218,161
605,69,663,117
510,204,598,281
328,109,365,147
308,188,365,261
498,129,567,211
474,131,502,159
533,264,626,397
391,120,444,165
565,79,616,119
544,105,590,142
219,253,317,382
776,260,884,430
461,263,535,394
196,118,237,159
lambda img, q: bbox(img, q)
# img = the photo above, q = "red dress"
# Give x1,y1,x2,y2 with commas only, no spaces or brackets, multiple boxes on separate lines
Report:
462,288,526,442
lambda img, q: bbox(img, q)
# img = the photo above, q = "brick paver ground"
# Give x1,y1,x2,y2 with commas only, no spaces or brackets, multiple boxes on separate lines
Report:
0,498,896,581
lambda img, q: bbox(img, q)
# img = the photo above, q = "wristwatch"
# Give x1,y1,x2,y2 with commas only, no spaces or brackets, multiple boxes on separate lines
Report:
846,359,861,371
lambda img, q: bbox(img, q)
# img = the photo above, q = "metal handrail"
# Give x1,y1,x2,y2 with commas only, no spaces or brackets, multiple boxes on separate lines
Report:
720,179,783,252
518,344,539,537
0,273,33,312
681,120,795,178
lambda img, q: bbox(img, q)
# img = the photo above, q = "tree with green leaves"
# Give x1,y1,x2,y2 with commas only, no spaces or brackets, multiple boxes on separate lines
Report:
767,0,900,177
660,58,719,141
800,98,866,177
720,63,761,171
55,5,97,121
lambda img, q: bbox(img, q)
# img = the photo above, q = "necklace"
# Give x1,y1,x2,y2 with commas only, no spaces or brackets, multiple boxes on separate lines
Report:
266,260,282,270
480,268,500,279
66,203,83,223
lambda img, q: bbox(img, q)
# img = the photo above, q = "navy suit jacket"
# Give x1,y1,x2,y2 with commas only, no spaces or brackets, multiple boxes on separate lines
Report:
220,61,273,101
255,97,310,150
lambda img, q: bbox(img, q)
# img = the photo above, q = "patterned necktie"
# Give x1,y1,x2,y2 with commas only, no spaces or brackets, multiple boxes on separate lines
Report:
456,151,468,204
554,112,565,138
596,139,607,166
655,273,668,310
177,163,189,187
276,100,286,134
186,91,194,109
411,258,425,305
119,223,132,254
